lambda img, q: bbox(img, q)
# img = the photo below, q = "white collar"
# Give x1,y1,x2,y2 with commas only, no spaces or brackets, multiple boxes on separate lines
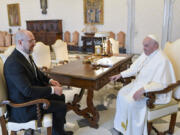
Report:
148,49,159,57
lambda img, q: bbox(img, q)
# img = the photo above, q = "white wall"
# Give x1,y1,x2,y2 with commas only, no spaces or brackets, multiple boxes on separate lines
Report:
0,0,127,47
134,0,164,54
171,0,180,42
0,0,179,53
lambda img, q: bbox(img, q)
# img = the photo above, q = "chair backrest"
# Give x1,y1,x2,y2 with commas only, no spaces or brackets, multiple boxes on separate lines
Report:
4,45,15,56
5,33,12,47
72,31,79,45
0,32,5,47
109,38,119,55
32,42,51,69
0,57,8,116
117,31,126,48
164,39,180,99
52,40,69,61
109,31,115,39
0,45,15,63
64,31,70,43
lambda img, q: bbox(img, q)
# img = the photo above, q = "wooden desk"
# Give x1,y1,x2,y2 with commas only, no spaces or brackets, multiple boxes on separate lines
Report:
81,36,106,53
47,54,132,128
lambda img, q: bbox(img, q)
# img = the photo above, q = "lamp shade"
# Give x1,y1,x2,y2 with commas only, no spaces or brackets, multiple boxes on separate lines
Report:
94,32,110,37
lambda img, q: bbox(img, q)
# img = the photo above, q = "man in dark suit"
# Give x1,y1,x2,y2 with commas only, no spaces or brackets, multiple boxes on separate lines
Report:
4,30,73,135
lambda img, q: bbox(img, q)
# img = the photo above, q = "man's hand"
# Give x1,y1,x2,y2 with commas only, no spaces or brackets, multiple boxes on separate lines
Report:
133,87,145,101
50,79,61,87
109,74,121,82
53,86,63,96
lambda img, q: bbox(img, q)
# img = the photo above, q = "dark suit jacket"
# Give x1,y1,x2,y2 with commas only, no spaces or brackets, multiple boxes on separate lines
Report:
4,49,52,122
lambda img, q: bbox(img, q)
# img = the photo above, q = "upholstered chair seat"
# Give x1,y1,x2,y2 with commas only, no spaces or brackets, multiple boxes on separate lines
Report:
147,98,178,122
7,113,52,131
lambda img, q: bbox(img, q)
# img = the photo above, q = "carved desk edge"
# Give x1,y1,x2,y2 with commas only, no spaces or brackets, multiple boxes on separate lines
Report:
46,54,133,90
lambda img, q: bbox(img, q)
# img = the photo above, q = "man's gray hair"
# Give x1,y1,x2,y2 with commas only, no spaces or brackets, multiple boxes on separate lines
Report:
14,30,27,46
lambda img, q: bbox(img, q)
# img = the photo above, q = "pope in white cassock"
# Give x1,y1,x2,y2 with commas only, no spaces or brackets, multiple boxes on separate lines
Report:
110,35,176,135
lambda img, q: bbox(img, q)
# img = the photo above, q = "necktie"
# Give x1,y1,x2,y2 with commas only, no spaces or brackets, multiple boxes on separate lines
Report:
29,55,37,77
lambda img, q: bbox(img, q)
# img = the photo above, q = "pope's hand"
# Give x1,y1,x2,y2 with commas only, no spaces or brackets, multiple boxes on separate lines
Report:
109,74,121,81
133,88,145,101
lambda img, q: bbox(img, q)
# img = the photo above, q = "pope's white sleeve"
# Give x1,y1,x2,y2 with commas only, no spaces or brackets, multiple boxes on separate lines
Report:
121,55,143,78
144,82,167,92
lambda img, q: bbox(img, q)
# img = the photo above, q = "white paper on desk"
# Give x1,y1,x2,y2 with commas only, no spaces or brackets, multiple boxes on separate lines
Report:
96,56,126,67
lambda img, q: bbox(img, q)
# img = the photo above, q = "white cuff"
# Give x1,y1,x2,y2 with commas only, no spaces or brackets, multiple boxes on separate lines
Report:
49,79,53,84
51,86,54,94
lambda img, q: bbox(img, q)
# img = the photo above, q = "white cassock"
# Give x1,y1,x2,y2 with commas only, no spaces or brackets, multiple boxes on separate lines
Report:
114,49,176,135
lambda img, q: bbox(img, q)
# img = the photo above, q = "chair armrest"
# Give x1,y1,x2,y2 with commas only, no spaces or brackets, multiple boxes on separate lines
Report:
144,80,180,108
0,99,51,127
117,76,135,86
59,60,68,64
39,66,48,71
0,98,50,110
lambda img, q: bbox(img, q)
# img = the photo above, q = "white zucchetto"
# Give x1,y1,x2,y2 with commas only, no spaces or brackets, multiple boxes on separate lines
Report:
147,34,158,43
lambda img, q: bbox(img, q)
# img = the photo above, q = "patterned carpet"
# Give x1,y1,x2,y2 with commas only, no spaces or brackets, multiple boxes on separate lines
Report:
1,52,180,135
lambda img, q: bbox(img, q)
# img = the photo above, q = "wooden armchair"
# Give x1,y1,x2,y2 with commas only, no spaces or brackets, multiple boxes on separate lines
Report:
117,31,126,48
109,31,115,39
68,31,79,46
64,31,71,44
0,58,53,135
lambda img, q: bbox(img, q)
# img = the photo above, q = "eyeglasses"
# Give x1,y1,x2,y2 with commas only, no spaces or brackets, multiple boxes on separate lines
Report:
22,39,36,43
28,39,36,43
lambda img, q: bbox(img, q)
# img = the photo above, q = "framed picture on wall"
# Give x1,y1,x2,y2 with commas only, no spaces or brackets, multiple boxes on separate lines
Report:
7,3,21,26
84,0,104,24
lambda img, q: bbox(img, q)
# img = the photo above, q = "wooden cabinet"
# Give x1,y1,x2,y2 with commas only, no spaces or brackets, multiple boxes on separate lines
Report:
26,20,62,46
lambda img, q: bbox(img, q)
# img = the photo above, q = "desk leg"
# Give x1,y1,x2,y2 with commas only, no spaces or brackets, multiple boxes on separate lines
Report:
86,89,99,128
67,88,99,128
